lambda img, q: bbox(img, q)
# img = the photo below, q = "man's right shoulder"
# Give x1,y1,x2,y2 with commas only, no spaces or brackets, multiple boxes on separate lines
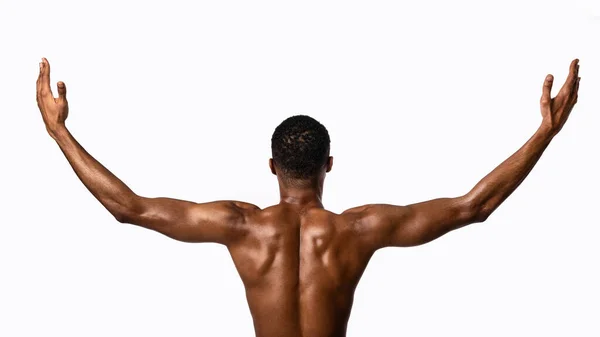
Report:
340,204,411,233
341,203,400,218
340,204,379,229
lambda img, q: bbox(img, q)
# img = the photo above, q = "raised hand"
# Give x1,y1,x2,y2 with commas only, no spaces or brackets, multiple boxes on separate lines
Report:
540,59,580,136
36,58,69,137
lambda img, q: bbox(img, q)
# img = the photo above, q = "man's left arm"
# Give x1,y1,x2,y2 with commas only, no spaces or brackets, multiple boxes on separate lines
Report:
36,58,255,244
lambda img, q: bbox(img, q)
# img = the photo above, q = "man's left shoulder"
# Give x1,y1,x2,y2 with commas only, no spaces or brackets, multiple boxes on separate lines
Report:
231,201,261,211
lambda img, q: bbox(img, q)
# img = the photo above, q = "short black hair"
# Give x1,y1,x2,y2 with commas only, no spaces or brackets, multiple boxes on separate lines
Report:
271,115,331,179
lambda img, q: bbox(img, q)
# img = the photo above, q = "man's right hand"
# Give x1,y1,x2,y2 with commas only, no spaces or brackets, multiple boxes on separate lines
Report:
352,59,582,250
540,59,580,137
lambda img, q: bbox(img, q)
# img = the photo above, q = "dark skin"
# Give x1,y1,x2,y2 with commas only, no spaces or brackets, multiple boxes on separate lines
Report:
37,58,580,337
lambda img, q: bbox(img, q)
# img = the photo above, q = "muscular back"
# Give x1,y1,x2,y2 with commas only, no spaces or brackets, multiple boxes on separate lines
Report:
37,57,579,337
228,204,373,337
119,194,486,337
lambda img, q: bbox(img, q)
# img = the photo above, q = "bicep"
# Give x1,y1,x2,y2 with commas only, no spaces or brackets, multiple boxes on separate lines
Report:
120,197,255,244
354,196,481,249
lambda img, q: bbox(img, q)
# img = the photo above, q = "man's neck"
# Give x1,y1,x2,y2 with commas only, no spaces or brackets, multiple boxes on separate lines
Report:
277,177,324,209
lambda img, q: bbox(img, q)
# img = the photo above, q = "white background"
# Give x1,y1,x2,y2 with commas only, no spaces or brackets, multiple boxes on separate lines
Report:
1,0,599,336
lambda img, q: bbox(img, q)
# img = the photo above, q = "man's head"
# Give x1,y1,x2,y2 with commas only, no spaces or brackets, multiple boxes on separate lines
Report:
270,115,333,183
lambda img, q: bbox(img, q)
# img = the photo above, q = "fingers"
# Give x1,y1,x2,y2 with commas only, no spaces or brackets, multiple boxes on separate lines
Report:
57,81,67,102
569,60,580,103
566,59,579,81
572,77,580,103
565,59,578,90
540,74,553,105
36,61,43,95
569,58,579,82
36,62,40,88
39,58,53,98
557,58,580,98
572,60,579,87
569,58,579,75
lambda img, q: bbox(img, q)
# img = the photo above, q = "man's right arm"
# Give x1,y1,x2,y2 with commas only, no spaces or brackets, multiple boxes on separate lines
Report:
350,59,580,251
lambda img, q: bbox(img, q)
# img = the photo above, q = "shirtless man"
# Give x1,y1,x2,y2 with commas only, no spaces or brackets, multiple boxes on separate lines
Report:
36,58,580,337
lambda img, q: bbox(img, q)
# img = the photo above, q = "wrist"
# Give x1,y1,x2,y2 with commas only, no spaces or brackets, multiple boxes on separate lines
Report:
537,121,556,140
48,124,69,141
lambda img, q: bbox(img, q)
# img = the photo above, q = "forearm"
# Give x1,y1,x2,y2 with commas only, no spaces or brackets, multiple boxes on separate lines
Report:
465,123,555,220
50,126,138,220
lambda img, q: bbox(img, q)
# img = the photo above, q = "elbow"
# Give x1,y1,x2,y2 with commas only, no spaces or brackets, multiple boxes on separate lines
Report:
473,208,491,223
112,210,131,223
113,203,144,223
110,195,143,224
111,203,140,224
114,212,128,223
472,203,494,223
462,196,492,223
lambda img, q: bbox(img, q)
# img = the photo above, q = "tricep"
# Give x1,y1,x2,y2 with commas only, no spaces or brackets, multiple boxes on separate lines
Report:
355,196,483,249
